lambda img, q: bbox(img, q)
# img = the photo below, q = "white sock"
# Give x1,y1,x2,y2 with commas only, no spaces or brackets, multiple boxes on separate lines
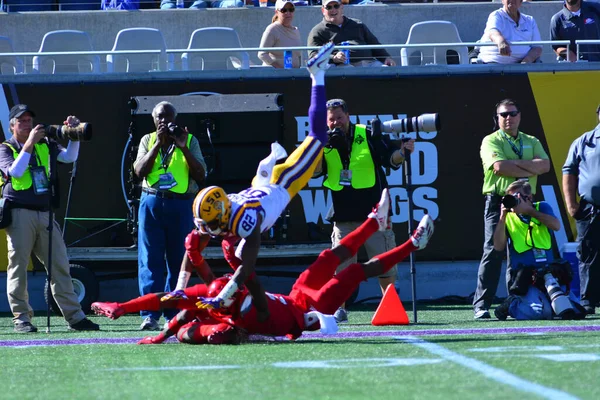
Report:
311,70,325,86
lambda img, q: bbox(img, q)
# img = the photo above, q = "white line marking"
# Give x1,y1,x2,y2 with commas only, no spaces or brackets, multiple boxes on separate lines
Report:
107,365,241,371
273,358,443,369
535,354,600,362
397,336,580,400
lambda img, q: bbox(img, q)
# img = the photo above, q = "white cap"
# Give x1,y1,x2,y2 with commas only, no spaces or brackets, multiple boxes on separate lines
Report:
275,0,293,9
322,0,341,6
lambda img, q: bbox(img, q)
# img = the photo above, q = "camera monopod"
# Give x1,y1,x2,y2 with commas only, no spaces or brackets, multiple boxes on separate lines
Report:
45,139,59,334
371,118,418,324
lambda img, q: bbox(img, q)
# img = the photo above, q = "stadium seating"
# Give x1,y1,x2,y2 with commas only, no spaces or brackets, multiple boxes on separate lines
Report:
181,27,250,71
106,28,171,73
400,20,469,66
32,30,100,74
0,36,24,75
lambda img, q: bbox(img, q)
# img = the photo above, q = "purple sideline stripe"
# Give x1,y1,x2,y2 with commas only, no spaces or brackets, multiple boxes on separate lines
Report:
0,325,599,347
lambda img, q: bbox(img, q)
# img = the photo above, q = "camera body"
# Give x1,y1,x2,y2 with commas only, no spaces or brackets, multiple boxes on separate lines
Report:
43,123,92,142
167,122,186,139
501,194,520,209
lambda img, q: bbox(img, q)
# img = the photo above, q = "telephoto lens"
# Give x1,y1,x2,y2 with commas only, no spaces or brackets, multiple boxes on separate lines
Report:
501,194,520,209
45,123,92,142
167,123,186,138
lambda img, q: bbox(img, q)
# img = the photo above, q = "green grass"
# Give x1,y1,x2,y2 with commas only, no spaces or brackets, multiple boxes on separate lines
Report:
0,305,599,400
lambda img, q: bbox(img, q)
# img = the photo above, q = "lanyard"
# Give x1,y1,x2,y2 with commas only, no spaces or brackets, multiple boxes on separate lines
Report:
500,130,523,159
159,144,175,171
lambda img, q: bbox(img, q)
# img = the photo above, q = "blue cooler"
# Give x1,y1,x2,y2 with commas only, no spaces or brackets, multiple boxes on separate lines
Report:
561,242,580,300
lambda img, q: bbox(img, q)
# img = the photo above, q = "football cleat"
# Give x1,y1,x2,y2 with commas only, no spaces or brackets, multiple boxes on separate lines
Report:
192,186,231,237
368,188,390,231
411,214,434,250
307,42,335,75
91,302,125,320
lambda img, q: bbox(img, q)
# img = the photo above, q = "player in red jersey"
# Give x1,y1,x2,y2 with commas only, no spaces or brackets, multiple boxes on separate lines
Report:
92,189,434,345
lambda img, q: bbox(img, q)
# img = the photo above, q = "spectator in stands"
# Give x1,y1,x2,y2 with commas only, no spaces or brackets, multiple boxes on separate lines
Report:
312,99,413,322
473,99,550,319
550,0,600,62
101,0,139,10
258,0,303,68
477,0,542,64
134,101,206,330
160,0,242,8
0,104,99,333
307,0,395,67
562,105,600,314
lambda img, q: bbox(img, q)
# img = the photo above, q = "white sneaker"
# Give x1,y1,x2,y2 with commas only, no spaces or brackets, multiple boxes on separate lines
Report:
307,42,335,75
411,214,434,250
368,188,390,231
140,317,160,331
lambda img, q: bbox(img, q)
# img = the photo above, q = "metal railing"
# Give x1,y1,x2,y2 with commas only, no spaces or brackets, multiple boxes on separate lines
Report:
0,40,595,74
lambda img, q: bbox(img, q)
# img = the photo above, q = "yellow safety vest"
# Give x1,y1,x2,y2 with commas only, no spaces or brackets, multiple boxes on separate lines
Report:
3,142,50,191
505,202,552,253
145,132,193,194
323,124,375,191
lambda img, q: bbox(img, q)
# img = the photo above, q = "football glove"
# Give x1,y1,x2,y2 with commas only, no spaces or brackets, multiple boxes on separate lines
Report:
196,297,226,310
160,290,188,302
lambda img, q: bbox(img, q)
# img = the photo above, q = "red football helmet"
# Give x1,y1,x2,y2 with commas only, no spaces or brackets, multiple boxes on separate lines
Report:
207,275,248,314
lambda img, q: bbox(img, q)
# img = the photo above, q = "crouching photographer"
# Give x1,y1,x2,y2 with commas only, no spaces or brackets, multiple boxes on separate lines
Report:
492,180,585,320
0,104,98,333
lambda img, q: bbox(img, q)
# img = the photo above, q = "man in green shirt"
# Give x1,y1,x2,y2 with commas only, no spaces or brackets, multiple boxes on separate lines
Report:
473,99,550,319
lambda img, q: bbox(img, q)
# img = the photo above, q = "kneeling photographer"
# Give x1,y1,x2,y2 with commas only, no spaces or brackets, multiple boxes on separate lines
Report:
0,104,98,333
493,180,585,320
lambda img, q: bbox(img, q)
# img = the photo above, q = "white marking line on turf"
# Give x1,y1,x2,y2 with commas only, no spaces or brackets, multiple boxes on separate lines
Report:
397,336,580,400
535,354,600,362
107,366,241,371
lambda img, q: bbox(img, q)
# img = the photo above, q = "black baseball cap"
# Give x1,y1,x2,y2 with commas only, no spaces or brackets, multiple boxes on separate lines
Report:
9,104,35,120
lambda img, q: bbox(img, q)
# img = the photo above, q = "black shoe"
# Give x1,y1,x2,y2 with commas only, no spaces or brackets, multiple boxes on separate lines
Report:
494,296,516,321
69,318,100,331
584,305,596,315
14,322,38,333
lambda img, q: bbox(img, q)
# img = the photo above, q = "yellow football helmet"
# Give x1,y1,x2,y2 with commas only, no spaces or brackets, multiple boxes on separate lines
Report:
192,186,231,237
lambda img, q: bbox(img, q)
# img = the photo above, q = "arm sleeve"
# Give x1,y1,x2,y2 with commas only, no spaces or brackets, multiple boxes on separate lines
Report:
538,201,557,218
531,18,542,47
307,25,325,59
189,136,207,177
7,151,30,178
258,25,277,65
532,138,549,160
133,134,151,169
361,23,390,61
57,141,80,164
549,15,565,51
480,135,507,171
562,137,581,175
483,11,503,40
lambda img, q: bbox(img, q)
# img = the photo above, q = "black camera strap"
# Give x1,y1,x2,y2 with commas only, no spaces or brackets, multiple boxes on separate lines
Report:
500,130,523,159
159,143,175,171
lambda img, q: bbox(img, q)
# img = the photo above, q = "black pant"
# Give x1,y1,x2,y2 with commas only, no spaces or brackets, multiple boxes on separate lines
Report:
473,195,511,311
576,205,600,308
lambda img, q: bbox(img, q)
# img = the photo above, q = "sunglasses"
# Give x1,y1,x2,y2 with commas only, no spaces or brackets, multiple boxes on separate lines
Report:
324,3,340,10
279,7,294,13
497,111,520,118
326,99,347,112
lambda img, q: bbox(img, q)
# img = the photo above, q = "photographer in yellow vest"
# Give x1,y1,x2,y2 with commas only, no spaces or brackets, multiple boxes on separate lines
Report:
313,98,413,323
134,101,206,331
492,180,585,320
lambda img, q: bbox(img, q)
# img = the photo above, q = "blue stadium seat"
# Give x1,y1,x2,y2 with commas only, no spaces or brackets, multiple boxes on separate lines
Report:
32,30,100,74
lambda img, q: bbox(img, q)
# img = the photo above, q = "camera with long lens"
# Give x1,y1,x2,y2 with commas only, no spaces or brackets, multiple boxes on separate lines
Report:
327,127,346,149
167,122,185,139
501,194,520,209
44,123,92,142
381,113,440,140
536,267,576,319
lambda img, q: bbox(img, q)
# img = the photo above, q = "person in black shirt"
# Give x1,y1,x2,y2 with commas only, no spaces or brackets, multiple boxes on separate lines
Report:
313,98,413,322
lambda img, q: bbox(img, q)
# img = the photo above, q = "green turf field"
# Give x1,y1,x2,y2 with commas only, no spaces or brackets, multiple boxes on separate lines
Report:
0,305,598,400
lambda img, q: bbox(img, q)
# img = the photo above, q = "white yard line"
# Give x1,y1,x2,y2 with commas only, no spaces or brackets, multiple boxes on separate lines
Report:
397,336,580,400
